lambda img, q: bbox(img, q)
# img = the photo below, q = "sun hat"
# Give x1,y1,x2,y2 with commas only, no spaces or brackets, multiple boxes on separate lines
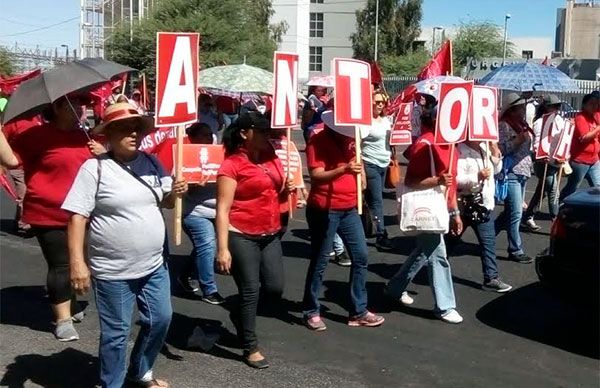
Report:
543,94,561,106
500,92,527,117
321,110,369,139
92,102,153,135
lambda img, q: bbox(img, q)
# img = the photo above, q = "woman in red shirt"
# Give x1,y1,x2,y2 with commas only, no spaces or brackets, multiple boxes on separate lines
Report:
10,94,102,341
559,93,600,201
216,111,293,369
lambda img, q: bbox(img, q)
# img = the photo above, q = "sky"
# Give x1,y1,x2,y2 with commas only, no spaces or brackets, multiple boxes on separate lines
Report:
0,0,567,53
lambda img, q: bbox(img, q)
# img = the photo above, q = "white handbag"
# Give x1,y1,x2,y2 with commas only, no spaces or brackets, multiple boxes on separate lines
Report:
397,140,449,235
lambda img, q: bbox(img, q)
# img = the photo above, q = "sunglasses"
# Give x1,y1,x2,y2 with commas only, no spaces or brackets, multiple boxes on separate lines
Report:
374,100,386,105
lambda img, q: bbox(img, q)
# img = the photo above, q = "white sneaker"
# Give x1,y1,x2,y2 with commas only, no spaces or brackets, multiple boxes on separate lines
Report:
400,291,414,305
522,218,541,232
438,309,463,324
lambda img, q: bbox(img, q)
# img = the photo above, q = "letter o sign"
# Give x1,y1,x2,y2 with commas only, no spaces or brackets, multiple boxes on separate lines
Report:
434,81,473,144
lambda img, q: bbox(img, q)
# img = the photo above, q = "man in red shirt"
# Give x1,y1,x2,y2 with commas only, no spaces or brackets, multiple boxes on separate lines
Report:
559,92,600,201
302,111,385,331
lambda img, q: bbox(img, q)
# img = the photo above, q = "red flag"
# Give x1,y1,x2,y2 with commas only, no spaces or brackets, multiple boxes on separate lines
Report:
417,40,453,81
370,61,383,86
140,73,149,110
541,56,549,65
386,84,417,116
89,82,113,119
0,69,42,95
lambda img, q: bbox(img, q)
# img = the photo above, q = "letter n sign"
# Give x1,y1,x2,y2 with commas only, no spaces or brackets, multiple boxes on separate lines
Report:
271,52,299,128
155,32,200,127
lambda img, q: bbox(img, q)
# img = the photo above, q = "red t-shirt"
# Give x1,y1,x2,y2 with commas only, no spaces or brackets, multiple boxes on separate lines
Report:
11,123,92,227
2,114,43,164
405,131,458,208
571,112,599,165
306,129,357,210
217,148,285,235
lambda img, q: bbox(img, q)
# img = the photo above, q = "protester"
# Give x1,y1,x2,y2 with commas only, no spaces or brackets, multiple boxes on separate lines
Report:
302,110,385,331
522,94,564,231
129,89,146,114
495,92,534,264
63,102,187,388
106,81,123,105
448,140,512,292
216,111,293,369
301,86,328,143
362,90,393,251
9,94,102,341
330,233,351,266
559,93,600,201
385,95,464,324
197,94,222,137
181,122,224,304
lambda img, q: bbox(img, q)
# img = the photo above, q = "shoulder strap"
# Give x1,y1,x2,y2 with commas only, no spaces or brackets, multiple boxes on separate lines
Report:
108,152,161,207
419,139,437,177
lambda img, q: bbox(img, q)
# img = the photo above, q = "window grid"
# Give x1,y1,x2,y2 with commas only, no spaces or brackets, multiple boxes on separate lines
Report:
309,12,323,38
309,46,323,72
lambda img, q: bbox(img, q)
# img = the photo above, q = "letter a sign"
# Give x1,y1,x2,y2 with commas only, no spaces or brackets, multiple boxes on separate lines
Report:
155,32,200,127
333,58,372,126
271,52,299,128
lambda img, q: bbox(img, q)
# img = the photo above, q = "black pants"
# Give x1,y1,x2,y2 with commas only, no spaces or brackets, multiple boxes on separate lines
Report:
35,228,77,312
229,232,284,353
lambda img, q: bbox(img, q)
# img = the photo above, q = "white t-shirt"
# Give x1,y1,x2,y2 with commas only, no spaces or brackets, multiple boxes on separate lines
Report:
361,116,392,168
62,152,173,280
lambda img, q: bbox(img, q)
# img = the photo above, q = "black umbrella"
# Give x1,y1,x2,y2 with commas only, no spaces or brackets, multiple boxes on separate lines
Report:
2,58,135,124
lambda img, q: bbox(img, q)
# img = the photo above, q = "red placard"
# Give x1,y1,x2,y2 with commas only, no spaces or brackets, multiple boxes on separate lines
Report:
269,138,304,188
552,119,576,161
393,102,412,131
155,32,200,127
469,86,499,141
434,81,473,144
271,52,299,128
177,144,225,183
390,130,412,145
333,58,372,126
535,113,556,159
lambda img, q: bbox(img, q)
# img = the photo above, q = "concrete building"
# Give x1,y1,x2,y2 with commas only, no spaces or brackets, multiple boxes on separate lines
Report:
512,37,553,59
555,0,600,58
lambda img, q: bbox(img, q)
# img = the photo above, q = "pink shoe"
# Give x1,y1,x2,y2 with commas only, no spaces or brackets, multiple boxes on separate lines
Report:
304,315,327,331
348,311,385,327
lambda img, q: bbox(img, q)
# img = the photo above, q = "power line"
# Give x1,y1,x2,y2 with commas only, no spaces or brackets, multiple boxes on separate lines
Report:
0,16,78,37
0,17,40,27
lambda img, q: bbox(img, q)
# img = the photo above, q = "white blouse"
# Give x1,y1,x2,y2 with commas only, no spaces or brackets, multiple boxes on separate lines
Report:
456,143,502,210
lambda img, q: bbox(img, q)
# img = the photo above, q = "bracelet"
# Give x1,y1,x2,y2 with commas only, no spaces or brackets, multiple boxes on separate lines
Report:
449,209,460,217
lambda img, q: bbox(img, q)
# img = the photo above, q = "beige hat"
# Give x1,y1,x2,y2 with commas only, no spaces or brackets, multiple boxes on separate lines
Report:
500,92,527,117
92,102,154,135
321,110,369,139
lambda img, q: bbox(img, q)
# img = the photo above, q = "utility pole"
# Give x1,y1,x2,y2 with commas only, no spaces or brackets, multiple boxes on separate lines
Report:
374,0,379,61
502,14,511,66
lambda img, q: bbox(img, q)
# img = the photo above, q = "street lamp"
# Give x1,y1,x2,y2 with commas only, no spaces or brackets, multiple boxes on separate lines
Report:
502,14,511,66
374,0,379,61
432,26,443,54
61,44,69,63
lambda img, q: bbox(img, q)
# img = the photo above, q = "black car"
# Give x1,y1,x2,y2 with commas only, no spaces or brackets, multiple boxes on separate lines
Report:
536,188,600,297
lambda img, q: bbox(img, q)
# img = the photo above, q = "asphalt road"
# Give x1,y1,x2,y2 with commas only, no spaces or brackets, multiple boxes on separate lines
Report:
1,137,598,387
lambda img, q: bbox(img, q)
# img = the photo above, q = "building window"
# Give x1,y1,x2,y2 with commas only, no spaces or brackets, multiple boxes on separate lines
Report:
310,0,324,3
309,46,323,71
310,12,323,38
522,50,533,59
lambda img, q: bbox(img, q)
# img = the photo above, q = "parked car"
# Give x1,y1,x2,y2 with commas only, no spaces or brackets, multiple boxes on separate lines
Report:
536,188,600,300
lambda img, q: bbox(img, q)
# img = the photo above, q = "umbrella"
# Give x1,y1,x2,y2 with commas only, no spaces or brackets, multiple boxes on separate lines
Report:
199,64,273,96
306,75,334,87
413,75,467,101
477,62,580,93
2,58,134,124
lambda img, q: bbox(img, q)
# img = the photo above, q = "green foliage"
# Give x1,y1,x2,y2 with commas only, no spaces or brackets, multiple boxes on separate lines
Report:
0,47,14,77
106,0,286,83
379,49,430,76
351,0,423,61
453,20,515,70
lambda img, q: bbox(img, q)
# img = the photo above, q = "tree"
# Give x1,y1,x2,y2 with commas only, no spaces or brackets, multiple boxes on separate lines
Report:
106,0,286,83
0,47,14,77
452,20,515,71
351,0,423,61
379,49,429,76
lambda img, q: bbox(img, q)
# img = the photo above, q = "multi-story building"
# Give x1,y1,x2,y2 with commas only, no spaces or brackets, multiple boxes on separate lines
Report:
555,0,600,58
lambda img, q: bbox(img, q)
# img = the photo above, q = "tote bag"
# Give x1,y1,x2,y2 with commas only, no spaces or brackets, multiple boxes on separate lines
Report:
397,140,449,235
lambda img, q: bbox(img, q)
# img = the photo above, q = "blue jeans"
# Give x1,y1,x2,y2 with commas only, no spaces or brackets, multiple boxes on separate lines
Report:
303,207,369,319
524,162,559,220
364,162,387,237
183,213,218,296
559,160,600,201
495,174,527,255
93,264,172,388
387,233,456,313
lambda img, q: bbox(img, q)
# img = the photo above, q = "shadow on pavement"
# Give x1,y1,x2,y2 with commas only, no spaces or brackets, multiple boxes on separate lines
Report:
476,282,599,359
0,286,54,333
282,240,311,259
0,347,99,388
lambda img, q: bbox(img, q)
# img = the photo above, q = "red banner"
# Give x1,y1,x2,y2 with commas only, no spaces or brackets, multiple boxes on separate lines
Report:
269,138,304,188
0,69,41,95
390,130,412,146
178,144,225,183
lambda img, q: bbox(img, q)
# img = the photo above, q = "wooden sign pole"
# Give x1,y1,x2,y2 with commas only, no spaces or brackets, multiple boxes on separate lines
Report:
355,126,363,215
174,124,185,246
555,165,564,206
287,127,293,219
538,162,549,212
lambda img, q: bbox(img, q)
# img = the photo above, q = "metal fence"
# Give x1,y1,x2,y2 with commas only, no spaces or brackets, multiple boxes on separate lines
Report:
382,76,600,109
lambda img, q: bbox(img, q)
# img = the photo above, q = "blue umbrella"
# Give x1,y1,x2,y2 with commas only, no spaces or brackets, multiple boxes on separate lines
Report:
477,62,579,93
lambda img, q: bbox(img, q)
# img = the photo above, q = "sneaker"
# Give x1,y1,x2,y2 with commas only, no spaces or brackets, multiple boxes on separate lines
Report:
508,253,534,264
375,235,394,251
521,218,541,232
202,292,225,305
305,316,327,331
177,276,199,293
54,319,80,342
400,291,414,305
348,311,385,327
333,251,351,267
482,278,513,293
437,309,463,324
72,311,85,323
